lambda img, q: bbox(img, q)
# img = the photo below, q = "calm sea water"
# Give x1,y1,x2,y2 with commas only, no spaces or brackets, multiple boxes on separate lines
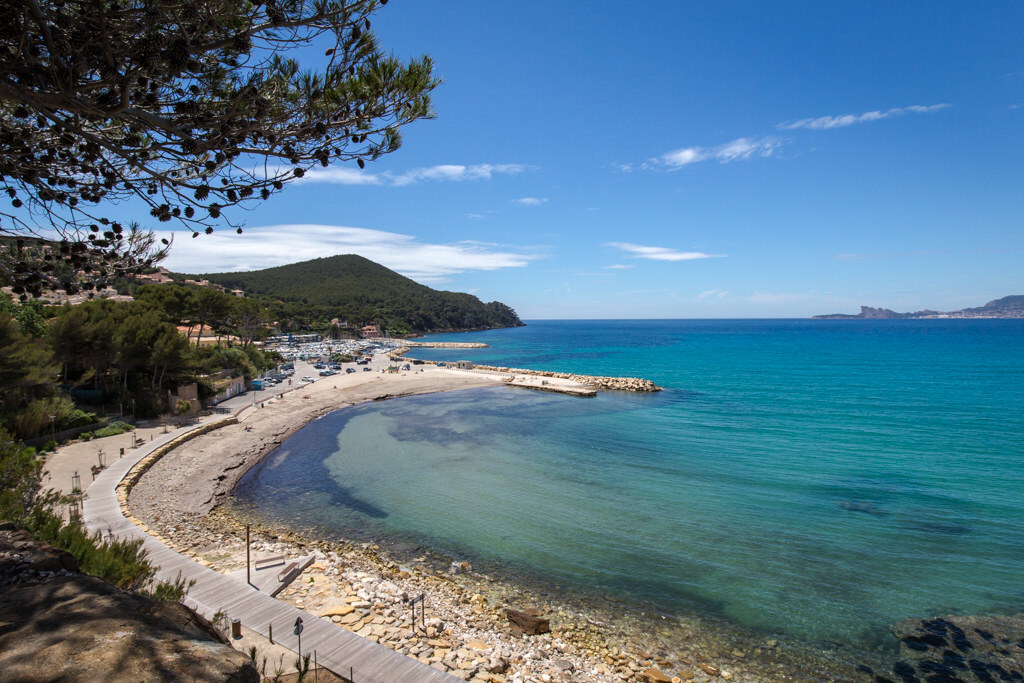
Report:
235,319,1024,657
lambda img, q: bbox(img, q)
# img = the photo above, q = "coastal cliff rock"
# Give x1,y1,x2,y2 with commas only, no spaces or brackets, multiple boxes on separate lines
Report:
877,614,1024,682
0,524,258,682
813,294,1024,319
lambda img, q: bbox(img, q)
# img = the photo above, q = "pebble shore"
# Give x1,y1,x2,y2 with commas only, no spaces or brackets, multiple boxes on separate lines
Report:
132,504,865,683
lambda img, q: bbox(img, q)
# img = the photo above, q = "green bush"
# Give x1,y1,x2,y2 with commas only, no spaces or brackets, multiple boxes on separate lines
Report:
0,434,44,520
2,431,185,602
143,571,195,602
92,421,135,439
25,505,155,589
79,432,92,441
62,409,97,430
41,440,57,452
8,395,77,440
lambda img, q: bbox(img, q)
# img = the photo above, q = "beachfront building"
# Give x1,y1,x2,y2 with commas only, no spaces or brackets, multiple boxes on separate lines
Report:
361,324,382,338
169,383,200,414
455,360,474,370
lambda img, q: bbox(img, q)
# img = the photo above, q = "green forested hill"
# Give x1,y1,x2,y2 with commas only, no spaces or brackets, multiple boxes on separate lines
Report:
187,254,524,334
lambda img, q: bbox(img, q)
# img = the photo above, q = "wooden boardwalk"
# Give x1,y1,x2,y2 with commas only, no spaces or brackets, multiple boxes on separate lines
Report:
83,418,459,683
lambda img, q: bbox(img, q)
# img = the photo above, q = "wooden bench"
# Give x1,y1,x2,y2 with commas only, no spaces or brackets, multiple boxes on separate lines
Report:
254,555,285,570
277,562,299,582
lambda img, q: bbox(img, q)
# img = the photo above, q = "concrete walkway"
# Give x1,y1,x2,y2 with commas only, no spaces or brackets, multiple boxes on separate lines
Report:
83,415,459,683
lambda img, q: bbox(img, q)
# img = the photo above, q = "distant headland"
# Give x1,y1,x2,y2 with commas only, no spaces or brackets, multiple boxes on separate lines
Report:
813,295,1024,319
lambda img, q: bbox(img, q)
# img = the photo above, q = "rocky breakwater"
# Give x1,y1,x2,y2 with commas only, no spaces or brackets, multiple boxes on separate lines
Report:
476,365,662,393
403,341,490,348
0,522,258,682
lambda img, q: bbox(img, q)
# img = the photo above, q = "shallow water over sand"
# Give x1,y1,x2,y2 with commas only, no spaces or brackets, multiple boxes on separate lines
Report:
234,319,1024,669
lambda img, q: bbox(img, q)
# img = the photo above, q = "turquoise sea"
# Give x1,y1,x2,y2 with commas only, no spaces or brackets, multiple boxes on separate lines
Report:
234,319,1024,666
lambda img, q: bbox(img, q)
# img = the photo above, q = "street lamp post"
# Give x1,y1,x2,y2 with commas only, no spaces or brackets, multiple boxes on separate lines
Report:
49,415,55,444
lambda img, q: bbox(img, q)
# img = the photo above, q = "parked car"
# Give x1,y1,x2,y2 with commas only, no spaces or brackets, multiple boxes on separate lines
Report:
301,376,316,382
346,368,356,374
362,367,372,372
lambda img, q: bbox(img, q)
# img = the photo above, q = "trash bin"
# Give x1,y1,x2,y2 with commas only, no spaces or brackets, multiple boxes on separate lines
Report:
231,618,241,639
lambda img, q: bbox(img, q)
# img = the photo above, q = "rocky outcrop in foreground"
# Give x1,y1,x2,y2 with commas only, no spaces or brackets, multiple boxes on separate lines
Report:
0,522,258,682
864,614,1024,683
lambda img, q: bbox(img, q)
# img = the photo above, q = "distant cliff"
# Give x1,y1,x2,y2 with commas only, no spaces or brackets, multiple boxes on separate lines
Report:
813,295,1024,319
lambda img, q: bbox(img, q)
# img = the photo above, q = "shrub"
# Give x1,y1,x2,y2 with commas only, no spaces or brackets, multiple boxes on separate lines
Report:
92,421,135,439
8,395,77,440
0,434,44,519
62,409,97,430
2,432,184,602
79,432,92,441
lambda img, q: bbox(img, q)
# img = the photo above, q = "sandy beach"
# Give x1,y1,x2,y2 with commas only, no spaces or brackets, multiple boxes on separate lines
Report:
105,362,859,682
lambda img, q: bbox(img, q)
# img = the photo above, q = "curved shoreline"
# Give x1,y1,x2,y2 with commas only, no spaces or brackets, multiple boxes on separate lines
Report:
129,367,502,517
124,367,873,682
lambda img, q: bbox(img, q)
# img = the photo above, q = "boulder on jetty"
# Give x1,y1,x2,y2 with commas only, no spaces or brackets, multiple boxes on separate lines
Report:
506,607,551,636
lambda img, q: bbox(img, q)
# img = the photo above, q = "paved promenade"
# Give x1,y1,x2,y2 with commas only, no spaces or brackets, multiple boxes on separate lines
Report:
83,415,459,683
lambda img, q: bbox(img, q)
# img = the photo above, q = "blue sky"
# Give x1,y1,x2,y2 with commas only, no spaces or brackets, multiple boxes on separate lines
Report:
159,1,1024,319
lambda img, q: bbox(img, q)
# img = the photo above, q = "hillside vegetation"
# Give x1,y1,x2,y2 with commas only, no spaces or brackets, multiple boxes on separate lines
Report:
190,254,524,334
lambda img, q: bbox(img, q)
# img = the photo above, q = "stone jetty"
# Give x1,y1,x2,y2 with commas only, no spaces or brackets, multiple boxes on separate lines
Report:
474,365,662,393
391,348,661,394
402,342,490,349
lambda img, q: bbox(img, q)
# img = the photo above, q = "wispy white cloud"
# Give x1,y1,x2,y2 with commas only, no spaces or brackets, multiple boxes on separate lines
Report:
300,163,533,187
654,137,782,169
295,166,383,185
607,242,725,261
698,289,728,299
640,104,948,173
159,224,545,284
777,104,950,131
605,264,633,270
392,163,530,186
512,197,548,206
